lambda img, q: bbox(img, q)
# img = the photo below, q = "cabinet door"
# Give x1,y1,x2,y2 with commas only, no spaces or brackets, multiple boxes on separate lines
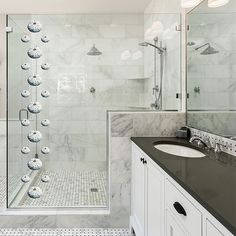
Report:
147,161,164,236
132,147,145,236
206,219,233,236
206,220,223,236
166,210,189,236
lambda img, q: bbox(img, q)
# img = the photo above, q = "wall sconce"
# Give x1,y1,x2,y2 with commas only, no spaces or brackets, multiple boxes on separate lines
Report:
208,0,230,7
181,0,201,8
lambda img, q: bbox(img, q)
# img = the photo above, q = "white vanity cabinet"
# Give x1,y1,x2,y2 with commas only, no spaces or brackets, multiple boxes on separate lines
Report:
131,143,165,236
165,179,202,236
131,143,234,236
131,145,146,236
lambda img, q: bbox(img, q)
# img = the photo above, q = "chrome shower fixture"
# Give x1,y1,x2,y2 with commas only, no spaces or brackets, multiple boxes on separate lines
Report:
139,37,166,110
139,40,166,54
195,43,219,55
87,44,102,56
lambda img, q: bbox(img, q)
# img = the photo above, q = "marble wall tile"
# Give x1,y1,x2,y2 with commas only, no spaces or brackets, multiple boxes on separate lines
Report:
110,182,131,208
133,112,186,136
99,25,126,39
110,137,131,161
55,207,129,228
108,111,185,227
110,114,133,137
0,215,56,228
188,111,236,136
112,15,144,25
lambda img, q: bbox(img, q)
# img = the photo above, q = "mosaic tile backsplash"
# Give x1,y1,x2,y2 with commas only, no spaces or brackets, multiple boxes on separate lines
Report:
190,128,236,156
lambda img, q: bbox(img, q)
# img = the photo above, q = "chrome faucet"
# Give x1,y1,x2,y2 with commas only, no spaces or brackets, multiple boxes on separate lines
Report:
214,142,222,153
189,136,211,150
150,100,160,110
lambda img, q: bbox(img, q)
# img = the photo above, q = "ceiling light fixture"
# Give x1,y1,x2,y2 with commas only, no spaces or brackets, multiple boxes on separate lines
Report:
181,0,201,8
208,0,230,7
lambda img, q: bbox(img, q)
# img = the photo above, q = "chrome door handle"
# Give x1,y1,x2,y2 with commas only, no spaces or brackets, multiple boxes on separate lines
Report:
19,109,29,121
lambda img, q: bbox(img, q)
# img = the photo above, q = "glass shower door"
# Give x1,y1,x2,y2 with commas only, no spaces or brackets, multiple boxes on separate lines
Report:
7,16,37,207
7,14,109,209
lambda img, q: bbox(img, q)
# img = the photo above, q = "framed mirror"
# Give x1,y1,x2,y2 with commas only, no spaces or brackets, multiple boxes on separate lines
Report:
187,0,236,138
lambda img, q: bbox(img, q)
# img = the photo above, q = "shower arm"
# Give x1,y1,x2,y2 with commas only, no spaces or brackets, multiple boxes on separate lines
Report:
146,42,166,53
195,43,210,51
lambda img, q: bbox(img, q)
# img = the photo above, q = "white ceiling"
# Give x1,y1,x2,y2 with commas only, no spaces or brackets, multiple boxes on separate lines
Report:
0,0,152,14
188,0,236,13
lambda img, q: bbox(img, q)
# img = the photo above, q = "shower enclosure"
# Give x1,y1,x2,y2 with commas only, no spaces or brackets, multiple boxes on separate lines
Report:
6,14,181,210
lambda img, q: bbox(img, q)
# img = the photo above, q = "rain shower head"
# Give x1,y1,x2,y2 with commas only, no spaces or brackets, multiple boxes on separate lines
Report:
201,45,219,55
195,43,219,55
87,44,102,56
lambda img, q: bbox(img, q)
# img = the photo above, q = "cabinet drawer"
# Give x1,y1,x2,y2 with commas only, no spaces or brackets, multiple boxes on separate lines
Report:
166,179,202,236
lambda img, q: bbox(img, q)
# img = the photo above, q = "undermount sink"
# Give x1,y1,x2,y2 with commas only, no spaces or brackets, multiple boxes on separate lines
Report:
154,143,205,158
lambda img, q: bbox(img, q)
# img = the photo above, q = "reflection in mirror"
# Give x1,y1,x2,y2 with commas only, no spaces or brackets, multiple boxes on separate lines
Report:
187,0,236,138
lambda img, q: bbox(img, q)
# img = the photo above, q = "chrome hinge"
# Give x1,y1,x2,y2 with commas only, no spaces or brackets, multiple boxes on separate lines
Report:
176,93,182,99
175,25,181,31
187,25,190,31
6,26,13,33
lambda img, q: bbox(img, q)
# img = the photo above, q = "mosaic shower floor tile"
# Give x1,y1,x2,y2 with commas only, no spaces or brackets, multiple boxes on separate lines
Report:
19,170,107,207
0,228,132,236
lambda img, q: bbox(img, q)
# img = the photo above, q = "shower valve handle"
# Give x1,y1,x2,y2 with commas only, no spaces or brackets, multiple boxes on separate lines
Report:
152,86,159,95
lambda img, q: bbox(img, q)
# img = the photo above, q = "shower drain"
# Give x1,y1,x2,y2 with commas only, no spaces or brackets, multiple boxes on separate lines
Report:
90,188,98,192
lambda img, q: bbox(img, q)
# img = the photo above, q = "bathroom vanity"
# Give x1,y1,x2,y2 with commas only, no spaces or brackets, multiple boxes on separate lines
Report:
130,137,235,236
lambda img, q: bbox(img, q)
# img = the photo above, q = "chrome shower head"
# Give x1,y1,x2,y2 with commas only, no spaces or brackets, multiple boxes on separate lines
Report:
195,43,219,55
201,45,219,55
138,41,166,54
87,44,102,56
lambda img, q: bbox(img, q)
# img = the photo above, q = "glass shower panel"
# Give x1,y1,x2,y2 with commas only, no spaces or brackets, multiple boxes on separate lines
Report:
7,14,110,208
7,13,181,210
7,16,36,207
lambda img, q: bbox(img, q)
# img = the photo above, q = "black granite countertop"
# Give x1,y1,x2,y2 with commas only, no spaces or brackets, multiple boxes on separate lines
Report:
131,137,236,235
